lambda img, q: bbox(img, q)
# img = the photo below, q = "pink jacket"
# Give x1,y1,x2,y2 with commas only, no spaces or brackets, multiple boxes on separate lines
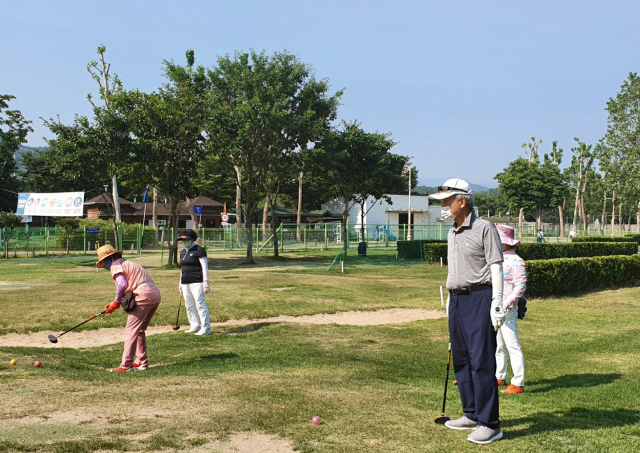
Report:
503,249,526,309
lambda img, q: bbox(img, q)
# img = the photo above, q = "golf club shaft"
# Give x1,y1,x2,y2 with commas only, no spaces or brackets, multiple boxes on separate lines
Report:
56,311,105,338
175,295,183,325
441,344,451,415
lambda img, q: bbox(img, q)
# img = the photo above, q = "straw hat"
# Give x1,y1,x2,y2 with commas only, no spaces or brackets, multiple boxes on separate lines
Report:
96,244,122,268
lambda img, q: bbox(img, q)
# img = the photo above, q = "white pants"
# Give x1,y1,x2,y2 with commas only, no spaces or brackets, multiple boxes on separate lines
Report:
181,282,210,331
496,307,525,387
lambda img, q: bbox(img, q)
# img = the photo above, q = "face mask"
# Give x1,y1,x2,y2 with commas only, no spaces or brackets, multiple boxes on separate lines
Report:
104,259,112,271
441,198,461,222
183,240,192,248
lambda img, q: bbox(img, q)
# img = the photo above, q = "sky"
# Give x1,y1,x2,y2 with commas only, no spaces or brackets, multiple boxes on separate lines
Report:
2,1,638,188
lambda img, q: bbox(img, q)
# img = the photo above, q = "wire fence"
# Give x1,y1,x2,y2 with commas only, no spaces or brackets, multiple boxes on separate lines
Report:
0,221,636,258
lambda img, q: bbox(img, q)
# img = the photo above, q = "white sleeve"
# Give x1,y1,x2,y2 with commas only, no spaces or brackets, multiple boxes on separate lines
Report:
199,257,209,282
490,262,503,305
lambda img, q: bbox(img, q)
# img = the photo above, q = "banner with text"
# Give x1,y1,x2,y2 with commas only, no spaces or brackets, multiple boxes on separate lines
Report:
17,192,84,217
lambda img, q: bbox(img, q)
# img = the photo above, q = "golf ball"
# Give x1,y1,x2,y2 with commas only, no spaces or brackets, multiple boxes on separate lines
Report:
34,361,42,368
311,416,322,426
10,359,16,366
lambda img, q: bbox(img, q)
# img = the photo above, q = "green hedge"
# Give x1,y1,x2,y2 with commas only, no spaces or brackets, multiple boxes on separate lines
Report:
572,236,640,245
517,242,637,260
423,243,449,264
397,240,447,259
526,255,640,297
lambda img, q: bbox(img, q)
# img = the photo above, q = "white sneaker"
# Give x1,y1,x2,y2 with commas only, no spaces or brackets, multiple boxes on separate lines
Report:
467,425,503,444
195,328,212,336
445,415,478,430
185,326,201,333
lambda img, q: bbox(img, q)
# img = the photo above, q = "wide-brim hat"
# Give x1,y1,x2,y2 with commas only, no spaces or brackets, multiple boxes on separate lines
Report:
496,225,520,247
428,178,473,200
96,244,122,268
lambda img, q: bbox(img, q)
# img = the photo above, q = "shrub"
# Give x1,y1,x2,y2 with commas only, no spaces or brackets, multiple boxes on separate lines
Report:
572,236,640,245
423,243,449,264
516,242,637,260
526,255,640,297
397,240,447,259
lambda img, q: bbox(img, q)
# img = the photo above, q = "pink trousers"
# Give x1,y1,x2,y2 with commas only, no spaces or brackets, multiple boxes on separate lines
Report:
120,302,160,368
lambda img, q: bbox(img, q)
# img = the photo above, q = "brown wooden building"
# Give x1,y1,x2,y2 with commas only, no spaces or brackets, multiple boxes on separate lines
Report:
84,194,225,228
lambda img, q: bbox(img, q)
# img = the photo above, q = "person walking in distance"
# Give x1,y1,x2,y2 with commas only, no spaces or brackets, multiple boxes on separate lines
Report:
495,225,526,394
96,245,161,372
429,178,506,444
177,229,211,335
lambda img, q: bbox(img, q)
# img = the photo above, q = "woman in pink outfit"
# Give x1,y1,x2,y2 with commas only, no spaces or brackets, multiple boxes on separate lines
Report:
96,245,162,372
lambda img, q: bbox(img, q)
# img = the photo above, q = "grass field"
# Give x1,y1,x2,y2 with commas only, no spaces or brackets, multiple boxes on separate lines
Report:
1,252,639,452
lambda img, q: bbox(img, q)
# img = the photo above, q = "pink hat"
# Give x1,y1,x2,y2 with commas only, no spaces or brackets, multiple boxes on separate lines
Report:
496,225,520,247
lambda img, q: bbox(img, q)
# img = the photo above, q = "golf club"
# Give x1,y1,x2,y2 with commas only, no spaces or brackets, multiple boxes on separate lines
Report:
48,310,106,343
434,342,452,424
172,295,184,330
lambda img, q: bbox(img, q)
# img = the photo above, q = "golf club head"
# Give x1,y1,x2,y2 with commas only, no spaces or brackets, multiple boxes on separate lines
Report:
434,415,450,425
48,335,58,344
172,325,180,331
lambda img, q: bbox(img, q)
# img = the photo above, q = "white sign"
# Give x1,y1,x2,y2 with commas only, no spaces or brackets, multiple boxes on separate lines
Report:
222,213,229,222
17,192,84,217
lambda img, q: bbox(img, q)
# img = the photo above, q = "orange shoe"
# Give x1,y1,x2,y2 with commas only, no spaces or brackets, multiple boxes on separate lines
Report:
109,366,133,373
501,384,524,394
497,379,506,386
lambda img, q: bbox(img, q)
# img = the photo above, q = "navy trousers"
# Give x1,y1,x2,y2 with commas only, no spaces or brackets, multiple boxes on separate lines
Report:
449,288,500,429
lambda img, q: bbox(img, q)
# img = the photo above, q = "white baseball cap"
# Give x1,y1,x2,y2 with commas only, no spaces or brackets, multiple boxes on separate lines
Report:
428,178,473,200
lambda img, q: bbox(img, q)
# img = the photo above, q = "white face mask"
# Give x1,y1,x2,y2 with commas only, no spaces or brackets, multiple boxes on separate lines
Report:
441,198,461,221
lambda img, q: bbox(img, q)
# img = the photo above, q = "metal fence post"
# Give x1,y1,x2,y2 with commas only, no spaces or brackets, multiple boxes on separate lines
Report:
303,225,307,249
280,224,284,253
385,219,389,247
45,227,49,257
83,228,87,255
346,219,349,250
324,223,328,249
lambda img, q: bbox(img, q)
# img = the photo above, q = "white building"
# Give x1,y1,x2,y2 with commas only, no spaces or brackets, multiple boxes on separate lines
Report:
322,195,454,241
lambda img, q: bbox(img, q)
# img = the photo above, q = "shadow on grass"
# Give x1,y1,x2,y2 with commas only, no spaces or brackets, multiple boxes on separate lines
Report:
221,322,276,335
528,373,622,393
504,407,639,438
200,353,239,361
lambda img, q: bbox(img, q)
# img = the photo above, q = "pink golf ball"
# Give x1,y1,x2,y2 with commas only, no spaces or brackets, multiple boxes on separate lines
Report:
311,416,322,426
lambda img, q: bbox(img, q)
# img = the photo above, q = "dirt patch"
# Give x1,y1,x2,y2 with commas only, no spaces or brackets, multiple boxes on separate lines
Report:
270,287,296,291
59,266,99,272
194,432,294,453
0,281,56,290
0,309,445,349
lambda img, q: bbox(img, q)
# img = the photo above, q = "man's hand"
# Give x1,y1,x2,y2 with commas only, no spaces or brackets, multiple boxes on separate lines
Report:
104,301,121,314
490,298,506,330
203,281,210,294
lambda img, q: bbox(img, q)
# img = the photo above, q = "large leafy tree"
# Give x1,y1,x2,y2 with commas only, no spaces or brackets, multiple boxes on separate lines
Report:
313,121,406,257
0,95,33,211
544,141,571,237
565,138,596,232
601,72,640,230
206,50,342,262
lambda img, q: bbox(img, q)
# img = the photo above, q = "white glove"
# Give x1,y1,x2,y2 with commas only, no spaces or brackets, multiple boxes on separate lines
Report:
446,294,450,318
203,281,210,294
491,297,506,331
179,283,183,296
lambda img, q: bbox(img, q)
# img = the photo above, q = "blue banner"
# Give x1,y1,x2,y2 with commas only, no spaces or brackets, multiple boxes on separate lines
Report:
143,187,149,203
86,228,100,234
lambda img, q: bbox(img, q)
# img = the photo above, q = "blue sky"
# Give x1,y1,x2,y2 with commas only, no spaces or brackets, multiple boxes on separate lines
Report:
1,1,638,187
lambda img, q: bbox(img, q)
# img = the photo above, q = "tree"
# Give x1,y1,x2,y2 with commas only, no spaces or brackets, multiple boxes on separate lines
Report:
117,50,209,266
544,141,570,237
0,212,23,259
1,95,33,211
313,121,405,257
565,138,596,232
207,50,343,262
55,217,80,255
602,73,640,230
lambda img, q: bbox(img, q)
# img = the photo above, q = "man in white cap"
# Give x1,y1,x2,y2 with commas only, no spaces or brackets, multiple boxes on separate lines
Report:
430,178,506,444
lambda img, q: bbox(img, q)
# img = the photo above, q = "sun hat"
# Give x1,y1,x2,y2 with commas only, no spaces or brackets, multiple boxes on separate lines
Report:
496,225,520,247
96,244,122,268
428,178,473,200
177,229,198,241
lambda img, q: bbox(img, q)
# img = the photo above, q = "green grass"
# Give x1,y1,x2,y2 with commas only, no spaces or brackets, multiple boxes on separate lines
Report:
0,254,639,452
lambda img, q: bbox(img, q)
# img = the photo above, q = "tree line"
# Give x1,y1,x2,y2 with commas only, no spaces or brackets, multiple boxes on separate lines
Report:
0,46,415,263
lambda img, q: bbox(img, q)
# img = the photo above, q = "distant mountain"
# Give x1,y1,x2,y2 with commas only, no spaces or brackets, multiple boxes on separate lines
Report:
15,145,48,173
414,182,493,195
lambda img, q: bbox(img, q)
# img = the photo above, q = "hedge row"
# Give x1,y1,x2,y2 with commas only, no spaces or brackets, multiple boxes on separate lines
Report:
572,235,640,245
526,255,640,297
397,240,447,259
516,242,637,260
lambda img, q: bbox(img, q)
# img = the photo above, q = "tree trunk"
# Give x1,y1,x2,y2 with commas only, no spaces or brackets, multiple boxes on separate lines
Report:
518,207,524,238
244,174,255,264
66,234,70,255
234,166,242,244
360,201,366,242
166,197,180,267
580,195,587,231
271,198,279,258
636,202,640,233
558,204,565,238
343,202,350,258
602,191,607,233
572,185,580,232
611,192,616,236
185,197,198,230
296,171,303,242
112,174,121,223
262,195,270,242
619,203,623,233
152,187,158,244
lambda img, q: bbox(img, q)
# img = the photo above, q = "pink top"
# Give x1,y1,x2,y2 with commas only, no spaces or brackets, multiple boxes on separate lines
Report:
502,249,526,309
110,258,161,305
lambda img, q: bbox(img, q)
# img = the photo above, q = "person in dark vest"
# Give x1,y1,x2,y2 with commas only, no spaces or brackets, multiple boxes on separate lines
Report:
177,229,211,335
430,178,506,444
